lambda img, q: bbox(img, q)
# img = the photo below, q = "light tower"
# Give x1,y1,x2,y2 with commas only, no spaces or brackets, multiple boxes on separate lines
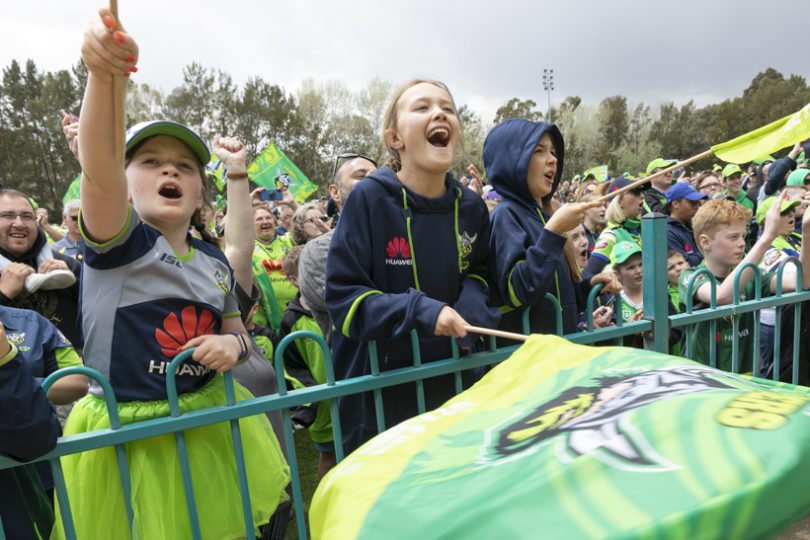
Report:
542,68,555,121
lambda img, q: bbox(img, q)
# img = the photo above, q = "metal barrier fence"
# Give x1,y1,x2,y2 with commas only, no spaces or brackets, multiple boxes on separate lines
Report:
1,213,808,539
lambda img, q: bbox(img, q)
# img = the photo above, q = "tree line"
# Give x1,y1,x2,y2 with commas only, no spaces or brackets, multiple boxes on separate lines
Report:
1,58,808,214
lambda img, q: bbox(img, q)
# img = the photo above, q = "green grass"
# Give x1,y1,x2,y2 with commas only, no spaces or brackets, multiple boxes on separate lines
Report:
284,429,321,540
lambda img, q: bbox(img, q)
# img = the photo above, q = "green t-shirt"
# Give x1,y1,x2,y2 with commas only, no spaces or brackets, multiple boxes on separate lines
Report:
617,292,642,324
251,236,297,330
678,262,773,373
284,312,333,444
730,190,755,211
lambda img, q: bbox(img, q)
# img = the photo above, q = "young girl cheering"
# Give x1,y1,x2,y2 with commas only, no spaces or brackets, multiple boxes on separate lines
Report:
325,80,499,453
53,9,288,539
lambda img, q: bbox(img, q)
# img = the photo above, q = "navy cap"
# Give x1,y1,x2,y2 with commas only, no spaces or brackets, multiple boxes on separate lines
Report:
665,182,707,204
607,175,648,194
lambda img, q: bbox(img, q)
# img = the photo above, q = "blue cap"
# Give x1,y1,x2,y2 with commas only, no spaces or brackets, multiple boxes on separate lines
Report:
665,182,707,204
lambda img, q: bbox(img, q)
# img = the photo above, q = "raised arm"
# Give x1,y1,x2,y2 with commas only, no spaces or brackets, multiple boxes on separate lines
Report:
78,8,139,243
215,137,254,291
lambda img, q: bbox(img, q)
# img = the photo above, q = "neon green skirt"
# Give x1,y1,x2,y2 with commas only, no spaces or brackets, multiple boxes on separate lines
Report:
51,375,290,540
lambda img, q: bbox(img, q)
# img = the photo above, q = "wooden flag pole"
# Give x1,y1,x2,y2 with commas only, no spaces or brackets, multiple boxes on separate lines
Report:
110,0,125,162
596,149,714,203
463,325,528,342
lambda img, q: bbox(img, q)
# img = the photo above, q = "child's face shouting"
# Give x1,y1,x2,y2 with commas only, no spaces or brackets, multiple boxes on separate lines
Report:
388,83,460,176
126,135,203,229
526,132,557,202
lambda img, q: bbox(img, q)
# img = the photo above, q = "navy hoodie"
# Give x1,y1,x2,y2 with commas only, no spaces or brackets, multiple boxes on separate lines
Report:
484,118,583,335
0,352,60,540
325,165,499,452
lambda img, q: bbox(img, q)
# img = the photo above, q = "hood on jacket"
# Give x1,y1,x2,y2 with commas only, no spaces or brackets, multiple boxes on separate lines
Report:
367,165,463,212
482,119,565,210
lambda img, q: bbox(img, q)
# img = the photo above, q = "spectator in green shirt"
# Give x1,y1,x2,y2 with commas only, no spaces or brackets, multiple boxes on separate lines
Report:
678,195,810,373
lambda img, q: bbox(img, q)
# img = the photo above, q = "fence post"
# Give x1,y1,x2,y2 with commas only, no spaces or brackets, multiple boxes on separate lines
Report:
642,212,670,353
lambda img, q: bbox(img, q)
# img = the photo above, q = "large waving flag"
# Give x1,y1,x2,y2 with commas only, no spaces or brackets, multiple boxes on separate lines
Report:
311,335,810,539
712,103,810,164
247,141,318,203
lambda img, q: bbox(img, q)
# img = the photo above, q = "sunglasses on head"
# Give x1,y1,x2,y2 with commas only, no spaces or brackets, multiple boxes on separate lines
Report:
331,152,378,181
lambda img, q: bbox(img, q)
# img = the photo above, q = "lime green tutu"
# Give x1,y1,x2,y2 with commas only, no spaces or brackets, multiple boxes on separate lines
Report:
51,375,290,540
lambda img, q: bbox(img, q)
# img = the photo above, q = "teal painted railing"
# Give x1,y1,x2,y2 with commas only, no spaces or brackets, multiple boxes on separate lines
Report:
1,212,808,539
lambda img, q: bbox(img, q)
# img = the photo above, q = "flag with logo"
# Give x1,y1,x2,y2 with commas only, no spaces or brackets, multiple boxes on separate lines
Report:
712,102,810,164
310,335,810,540
582,165,609,183
247,141,318,203
206,155,226,192
62,174,81,203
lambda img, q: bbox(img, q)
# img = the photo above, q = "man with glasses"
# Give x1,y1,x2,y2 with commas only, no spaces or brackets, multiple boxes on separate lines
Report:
52,199,83,261
696,172,723,199
0,189,81,347
299,152,377,341
643,157,677,214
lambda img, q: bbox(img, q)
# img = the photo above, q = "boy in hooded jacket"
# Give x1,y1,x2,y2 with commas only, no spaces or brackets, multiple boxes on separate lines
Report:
484,119,608,336
326,80,499,454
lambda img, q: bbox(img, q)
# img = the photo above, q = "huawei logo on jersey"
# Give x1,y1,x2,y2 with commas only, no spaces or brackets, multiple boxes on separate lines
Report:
155,306,216,357
385,237,412,266
262,258,284,274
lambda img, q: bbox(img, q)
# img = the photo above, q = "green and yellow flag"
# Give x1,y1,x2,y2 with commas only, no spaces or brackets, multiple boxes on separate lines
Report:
712,103,810,164
206,155,226,192
311,335,810,539
582,165,609,183
247,141,318,203
62,174,81,204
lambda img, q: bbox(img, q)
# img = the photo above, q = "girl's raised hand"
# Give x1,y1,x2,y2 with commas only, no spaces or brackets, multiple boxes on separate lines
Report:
81,8,138,79
212,136,248,176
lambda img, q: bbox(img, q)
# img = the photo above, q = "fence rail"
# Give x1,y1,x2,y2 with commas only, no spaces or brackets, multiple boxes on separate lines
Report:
2,212,808,540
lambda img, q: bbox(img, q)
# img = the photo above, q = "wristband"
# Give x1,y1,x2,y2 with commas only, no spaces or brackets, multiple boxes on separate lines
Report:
227,332,249,360
226,171,248,181
0,343,18,367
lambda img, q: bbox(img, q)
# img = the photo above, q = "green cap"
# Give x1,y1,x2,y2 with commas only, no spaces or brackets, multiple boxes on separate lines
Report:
610,241,643,266
786,168,810,187
752,155,775,166
798,151,807,164
125,120,210,165
756,196,801,224
646,158,677,176
712,164,723,173
721,164,743,178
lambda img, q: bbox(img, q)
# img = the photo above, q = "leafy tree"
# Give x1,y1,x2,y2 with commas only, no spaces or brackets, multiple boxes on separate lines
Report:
493,97,541,124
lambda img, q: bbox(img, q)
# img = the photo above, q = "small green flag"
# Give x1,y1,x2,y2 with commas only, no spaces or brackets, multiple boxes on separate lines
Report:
712,103,810,164
247,141,318,203
582,165,609,183
62,174,81,204
206,156,226,192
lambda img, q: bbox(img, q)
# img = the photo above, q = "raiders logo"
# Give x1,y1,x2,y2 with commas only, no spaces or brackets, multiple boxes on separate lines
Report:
483,365,750,472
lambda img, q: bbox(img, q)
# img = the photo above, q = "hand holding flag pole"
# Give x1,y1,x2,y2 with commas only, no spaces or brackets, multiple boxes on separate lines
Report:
597,102,810,203
110,0,125,162
463,325,528,342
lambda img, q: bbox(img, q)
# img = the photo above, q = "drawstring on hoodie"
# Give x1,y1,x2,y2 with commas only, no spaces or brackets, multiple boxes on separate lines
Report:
401,187,464,291
535,207,562,301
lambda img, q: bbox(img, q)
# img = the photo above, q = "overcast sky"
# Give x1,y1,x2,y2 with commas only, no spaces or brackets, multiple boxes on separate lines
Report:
2,0,807,122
